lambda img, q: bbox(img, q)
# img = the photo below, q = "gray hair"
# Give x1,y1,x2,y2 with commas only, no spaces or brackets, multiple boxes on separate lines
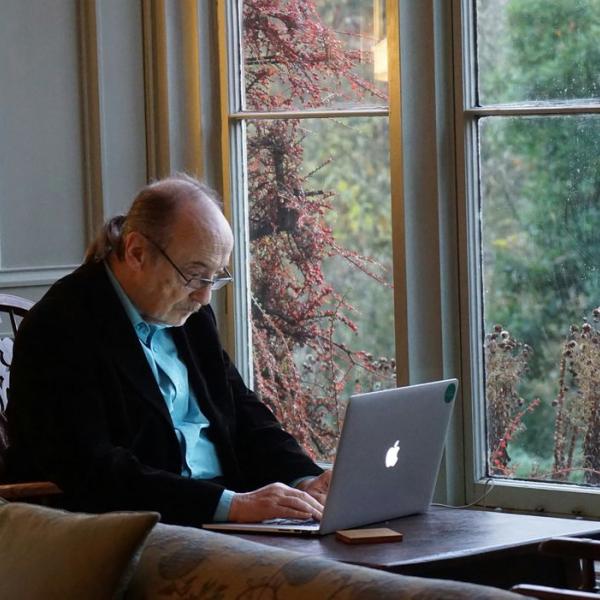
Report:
84,174,222,264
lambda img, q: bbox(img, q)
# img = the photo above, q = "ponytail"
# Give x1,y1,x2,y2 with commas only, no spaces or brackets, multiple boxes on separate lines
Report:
83,215,126,263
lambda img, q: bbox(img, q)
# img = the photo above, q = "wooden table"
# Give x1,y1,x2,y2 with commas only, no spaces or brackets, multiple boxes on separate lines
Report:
230,506,600,589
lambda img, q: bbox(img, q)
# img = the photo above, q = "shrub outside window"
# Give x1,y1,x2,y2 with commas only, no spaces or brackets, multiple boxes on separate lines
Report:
224,0,398,461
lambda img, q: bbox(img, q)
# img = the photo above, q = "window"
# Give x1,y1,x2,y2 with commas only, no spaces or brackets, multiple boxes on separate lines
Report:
460,0,600,513
220,0,402,461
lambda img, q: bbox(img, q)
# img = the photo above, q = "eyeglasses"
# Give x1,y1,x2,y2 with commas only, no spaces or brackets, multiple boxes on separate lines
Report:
144,236,233,291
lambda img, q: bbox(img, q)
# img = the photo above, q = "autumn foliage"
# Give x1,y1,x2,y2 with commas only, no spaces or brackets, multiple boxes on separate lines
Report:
242,0,391,459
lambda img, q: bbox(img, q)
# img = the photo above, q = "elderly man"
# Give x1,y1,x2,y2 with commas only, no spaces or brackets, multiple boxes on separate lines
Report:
7,175,330,527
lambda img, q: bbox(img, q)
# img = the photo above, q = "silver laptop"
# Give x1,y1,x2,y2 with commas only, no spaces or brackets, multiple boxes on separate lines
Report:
204,378,458,536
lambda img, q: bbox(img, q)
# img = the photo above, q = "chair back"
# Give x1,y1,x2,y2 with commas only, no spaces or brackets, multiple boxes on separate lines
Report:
0,294,34,477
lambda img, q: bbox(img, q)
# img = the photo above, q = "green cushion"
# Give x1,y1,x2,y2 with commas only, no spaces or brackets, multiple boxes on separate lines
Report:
0,502,158,599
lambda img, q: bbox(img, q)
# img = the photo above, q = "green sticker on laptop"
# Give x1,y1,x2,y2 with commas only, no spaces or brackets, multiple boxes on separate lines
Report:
444,382,457,403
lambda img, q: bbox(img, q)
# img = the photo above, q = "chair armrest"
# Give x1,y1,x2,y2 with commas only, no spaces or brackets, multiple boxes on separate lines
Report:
512,584,600,599
0,481,62,501
538,537,600,562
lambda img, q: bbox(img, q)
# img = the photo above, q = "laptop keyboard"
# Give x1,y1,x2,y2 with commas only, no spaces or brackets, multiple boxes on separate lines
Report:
261,517,319,526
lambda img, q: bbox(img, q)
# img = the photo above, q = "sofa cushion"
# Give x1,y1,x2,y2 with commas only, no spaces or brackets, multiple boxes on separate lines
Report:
0,502,158,600
129,523,521,599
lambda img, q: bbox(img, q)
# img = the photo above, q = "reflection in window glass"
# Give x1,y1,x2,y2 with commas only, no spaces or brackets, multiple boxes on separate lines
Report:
480,115,600,484
477,0,600,105
242,0,388,111
247,117,395,460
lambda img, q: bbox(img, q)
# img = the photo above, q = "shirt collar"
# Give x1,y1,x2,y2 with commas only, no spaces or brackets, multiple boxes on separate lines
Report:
103,261,169,344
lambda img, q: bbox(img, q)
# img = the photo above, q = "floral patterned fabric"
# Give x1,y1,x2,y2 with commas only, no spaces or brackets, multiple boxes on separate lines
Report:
127,523,521,599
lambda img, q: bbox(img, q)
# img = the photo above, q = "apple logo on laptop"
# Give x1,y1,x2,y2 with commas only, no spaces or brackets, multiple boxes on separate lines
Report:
385,440,400,468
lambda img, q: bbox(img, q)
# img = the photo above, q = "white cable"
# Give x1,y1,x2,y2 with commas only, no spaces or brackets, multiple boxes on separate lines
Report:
432,478,496,509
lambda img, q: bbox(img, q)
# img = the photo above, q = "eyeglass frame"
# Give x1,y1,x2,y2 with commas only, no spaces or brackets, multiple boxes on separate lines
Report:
143,235,233,291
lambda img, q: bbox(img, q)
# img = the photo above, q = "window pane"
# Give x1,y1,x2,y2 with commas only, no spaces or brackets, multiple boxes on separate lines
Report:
242,0,388,111
477,0,600,105
247,116,395,460
480,115,600,485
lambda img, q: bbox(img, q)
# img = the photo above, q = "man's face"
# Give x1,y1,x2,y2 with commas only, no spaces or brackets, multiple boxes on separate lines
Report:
133,203,233,327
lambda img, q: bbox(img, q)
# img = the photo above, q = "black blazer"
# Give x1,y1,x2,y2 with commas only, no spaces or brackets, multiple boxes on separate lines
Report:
7,261,321,526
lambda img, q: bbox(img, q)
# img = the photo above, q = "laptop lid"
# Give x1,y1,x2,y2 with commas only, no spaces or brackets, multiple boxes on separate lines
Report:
318,378,458,534
204,378,457,535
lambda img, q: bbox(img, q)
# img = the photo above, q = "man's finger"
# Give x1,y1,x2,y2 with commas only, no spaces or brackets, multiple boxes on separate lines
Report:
281,490,323,515
281,490,323,519
308,491,327,505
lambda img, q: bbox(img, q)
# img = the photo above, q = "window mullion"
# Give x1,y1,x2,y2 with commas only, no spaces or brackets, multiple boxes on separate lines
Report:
455,0,489,502
467,104,600,117
229,108,389,120
218,0,253,385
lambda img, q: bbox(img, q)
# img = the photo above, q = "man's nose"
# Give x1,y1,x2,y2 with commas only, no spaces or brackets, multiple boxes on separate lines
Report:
190,286,212,305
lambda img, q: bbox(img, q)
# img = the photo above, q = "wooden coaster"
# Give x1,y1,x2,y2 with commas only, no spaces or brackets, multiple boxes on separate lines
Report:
335,527,404,544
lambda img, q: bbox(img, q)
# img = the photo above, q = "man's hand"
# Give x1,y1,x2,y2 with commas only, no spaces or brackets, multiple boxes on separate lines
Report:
296,469,332,505
229,482,324,523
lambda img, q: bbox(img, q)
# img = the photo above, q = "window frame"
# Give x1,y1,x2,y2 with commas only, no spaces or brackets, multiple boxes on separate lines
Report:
216,0,408,391
214,0,600,514
455,0,600,516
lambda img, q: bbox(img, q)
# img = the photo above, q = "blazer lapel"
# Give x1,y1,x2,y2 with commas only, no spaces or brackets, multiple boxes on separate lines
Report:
85,263,173,426
172,324,240,478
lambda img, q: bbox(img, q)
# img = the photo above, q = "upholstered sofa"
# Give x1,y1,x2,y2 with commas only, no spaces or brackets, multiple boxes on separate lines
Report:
0,500,521,599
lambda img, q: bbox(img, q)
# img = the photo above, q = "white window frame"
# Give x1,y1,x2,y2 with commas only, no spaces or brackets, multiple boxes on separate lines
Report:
455,0,600,517
213,0,600,515
216,0,409,391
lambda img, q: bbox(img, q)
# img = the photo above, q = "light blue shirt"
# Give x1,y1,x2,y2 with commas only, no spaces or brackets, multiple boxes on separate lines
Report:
104,263,234,521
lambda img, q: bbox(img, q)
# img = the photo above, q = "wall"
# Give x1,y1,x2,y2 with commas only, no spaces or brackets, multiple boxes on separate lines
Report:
0,0,224,320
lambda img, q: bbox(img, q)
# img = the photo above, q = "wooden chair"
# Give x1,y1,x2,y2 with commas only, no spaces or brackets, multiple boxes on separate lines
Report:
0,293,62,502
513,537,600,599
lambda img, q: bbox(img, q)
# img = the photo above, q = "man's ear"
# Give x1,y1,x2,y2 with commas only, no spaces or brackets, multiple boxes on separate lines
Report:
122,231,147,271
